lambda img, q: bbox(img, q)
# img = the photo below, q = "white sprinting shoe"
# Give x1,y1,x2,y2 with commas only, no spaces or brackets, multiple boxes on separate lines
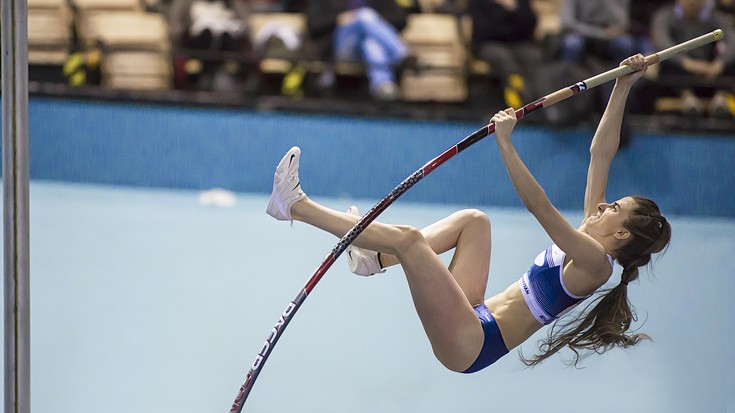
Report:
266,146,307,221
345,206,385,276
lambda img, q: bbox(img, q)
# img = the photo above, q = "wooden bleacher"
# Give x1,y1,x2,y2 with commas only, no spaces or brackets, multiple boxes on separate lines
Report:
71,0,172,90
28,0,74,65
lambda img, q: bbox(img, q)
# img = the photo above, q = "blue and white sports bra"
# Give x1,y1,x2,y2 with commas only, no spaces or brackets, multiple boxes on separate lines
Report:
518,244,613,325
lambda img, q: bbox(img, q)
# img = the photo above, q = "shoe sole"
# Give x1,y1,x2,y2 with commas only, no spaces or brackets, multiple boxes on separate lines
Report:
266,146,301,220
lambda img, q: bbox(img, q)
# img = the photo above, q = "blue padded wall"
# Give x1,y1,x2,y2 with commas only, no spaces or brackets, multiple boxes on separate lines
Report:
25,97,735,217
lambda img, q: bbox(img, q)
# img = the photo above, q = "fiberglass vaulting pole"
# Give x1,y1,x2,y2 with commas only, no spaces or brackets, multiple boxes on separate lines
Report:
2,0,31,411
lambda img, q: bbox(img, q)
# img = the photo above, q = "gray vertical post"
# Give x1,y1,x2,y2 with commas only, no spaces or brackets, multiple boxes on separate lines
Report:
2,0,31,411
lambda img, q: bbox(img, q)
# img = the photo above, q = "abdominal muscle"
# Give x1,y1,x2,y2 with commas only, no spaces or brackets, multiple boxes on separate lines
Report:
483,282,544,351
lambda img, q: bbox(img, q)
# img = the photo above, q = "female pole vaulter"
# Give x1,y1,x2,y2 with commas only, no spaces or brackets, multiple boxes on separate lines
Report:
265,54,671,372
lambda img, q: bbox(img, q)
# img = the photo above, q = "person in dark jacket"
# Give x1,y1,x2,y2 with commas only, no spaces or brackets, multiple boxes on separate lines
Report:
305,0,411,101
469,0,541,108
169,0,251,90
651,0,735,117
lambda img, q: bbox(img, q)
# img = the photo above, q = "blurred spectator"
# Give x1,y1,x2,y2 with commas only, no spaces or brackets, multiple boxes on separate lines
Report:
305,0,412,101
651,0,735,117
395,0,421,13
247,0,307,12
410,0,466,13
468,0,541,108
248,0,310,97
246,0,286,12
628,0,660,56
169,0,251,91
558,0,641,66
716,0,735,17
556,0,653,148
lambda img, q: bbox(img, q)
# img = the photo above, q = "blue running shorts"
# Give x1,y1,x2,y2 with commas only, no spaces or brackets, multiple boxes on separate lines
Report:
462,303,509,373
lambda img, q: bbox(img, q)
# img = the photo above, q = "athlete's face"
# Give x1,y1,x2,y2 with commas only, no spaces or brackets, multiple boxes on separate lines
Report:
587,196,635,242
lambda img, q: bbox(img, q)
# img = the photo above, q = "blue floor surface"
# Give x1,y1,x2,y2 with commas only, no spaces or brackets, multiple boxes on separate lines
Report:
8,181,734,412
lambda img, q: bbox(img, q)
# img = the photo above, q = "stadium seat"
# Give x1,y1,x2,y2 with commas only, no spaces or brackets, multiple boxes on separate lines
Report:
28,0,73,65
75,10,172,90
400,13,467,102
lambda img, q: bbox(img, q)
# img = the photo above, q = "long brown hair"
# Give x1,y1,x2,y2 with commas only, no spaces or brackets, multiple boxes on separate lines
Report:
522,196,672,367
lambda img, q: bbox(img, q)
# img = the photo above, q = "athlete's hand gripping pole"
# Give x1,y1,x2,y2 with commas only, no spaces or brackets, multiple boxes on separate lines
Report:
229,29,724,413
507,29,726,124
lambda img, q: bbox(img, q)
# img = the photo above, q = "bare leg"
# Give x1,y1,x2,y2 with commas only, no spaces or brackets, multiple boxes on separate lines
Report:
379,209,491,306
290,198,485,371
291,197,409,255
294,200,492,305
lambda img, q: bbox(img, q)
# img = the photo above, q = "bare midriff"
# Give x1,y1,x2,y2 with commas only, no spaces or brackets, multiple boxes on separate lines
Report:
484,282,543,350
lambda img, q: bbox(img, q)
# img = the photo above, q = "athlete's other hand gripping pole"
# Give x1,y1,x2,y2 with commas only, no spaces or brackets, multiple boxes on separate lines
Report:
229,29,724,413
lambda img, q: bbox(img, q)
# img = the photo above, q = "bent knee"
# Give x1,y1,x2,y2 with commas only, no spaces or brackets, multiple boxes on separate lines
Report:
458,209,491,231
392,224,426,255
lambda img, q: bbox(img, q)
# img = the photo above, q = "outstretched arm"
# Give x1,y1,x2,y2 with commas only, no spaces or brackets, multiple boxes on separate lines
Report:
583,54,648,219
493,109,608,273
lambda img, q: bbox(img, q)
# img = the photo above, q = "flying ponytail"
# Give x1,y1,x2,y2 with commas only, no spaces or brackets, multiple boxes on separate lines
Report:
522,196,671,366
